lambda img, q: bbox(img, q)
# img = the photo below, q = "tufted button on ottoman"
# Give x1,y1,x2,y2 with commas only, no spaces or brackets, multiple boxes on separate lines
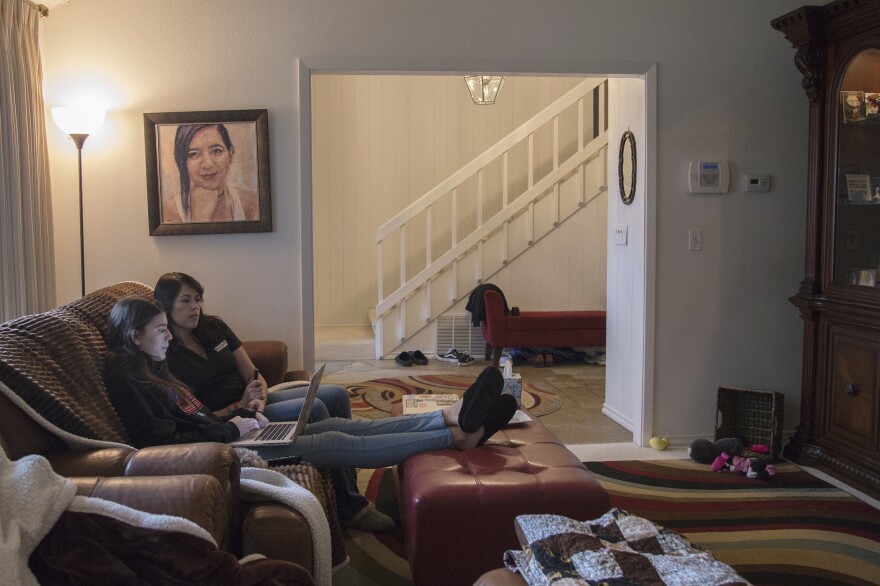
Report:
395,410,610,586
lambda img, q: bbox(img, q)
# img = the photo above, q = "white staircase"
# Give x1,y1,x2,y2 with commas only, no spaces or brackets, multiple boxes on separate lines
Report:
374,77,609,359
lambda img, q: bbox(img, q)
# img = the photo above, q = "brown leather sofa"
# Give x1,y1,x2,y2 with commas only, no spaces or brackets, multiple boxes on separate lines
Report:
0,282,315,573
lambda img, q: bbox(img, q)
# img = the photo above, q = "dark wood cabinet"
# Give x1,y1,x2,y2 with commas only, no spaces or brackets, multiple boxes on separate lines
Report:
773,0,880,498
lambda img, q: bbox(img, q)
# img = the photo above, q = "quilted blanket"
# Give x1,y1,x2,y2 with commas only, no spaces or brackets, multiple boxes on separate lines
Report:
504,508,750,586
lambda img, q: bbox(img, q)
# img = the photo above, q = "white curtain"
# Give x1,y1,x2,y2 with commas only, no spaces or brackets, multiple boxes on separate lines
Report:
0,0,55,321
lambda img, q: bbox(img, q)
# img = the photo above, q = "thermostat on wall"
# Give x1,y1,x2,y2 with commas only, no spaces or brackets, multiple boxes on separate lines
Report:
688,160,729,194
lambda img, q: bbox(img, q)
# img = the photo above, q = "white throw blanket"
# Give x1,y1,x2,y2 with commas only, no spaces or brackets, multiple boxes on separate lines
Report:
0,381,332,586
1,450,76,586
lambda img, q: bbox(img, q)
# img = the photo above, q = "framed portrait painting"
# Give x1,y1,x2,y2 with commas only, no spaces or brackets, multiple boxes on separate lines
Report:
144,109,272,235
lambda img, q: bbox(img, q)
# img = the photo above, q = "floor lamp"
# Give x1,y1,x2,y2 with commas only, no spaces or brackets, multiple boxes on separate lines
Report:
51,106,105,297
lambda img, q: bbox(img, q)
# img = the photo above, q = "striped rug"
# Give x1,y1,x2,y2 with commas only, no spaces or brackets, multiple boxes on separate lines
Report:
584,459,880,586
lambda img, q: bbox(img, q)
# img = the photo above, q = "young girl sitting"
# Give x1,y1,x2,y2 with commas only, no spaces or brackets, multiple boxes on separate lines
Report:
105,296,517,469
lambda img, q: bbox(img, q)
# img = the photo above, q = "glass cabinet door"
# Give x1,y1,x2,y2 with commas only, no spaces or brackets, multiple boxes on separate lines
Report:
835,48,880,287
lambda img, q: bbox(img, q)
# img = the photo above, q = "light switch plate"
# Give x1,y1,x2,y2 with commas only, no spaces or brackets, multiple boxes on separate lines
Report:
688,229,703,251
614,224,628,245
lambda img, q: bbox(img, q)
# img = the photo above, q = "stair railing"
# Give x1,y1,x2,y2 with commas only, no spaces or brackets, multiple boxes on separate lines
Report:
375,77,608,357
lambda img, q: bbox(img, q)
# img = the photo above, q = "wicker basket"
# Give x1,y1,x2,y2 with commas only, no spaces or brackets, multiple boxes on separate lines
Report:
715,386,784,459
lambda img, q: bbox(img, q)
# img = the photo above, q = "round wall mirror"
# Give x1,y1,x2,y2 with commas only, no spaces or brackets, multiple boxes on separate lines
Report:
618,130,636,205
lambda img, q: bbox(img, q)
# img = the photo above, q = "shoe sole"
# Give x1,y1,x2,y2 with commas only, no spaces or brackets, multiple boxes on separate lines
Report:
458,366,503,433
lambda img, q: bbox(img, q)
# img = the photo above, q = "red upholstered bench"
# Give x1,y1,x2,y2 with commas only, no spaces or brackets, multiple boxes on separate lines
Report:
481,290,606,367
394,409,610,586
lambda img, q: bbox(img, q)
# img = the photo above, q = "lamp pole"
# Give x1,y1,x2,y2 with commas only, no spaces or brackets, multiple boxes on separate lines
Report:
52,105,104,299
70,133,89,297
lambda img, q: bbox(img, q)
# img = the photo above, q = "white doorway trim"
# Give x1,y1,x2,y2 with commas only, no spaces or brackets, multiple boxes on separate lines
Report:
296,57,656,446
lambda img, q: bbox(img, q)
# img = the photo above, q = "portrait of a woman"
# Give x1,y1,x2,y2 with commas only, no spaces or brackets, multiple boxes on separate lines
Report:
161,123,260,224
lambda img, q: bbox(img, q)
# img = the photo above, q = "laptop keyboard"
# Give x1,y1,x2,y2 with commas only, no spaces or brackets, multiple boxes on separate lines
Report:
255,423,294,441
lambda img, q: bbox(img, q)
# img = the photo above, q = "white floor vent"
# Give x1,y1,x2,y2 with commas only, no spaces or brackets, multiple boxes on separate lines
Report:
435,314,486,357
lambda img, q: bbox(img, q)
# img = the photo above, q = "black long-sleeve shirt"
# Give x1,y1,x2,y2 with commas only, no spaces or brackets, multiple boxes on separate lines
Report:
107,370,241,448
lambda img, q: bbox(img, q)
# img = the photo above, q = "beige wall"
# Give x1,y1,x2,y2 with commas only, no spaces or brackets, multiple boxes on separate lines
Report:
40,0,808,440
312,75,604,327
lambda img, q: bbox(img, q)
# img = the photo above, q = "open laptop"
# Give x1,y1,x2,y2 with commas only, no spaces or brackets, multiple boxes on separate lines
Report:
229,363,326,447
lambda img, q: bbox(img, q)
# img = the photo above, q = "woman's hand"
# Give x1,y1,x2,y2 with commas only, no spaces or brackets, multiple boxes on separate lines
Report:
254,412,270,429
229,416,260,436
241,379,265,410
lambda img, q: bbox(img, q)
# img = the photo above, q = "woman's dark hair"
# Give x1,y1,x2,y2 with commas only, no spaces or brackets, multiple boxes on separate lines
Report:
107,295,174,392
154,272,223,344
173,123,234,216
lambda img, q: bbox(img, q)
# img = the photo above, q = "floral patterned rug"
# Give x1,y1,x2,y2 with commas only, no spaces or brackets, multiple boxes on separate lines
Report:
344,374,562,419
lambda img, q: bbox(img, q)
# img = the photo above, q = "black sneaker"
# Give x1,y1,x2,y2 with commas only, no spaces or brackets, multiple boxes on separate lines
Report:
437,348,460,363
457,351,476,367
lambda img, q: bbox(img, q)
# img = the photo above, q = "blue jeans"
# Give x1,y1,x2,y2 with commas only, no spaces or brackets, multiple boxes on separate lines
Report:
262,383,367,520
263,384,351,422
255,410,452,469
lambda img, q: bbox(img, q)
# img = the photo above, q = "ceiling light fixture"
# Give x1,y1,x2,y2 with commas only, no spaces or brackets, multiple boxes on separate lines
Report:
464,75,504,105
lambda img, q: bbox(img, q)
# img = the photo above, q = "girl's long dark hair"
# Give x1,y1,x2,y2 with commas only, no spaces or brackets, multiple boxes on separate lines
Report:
153,271,224,345
106,295,175,393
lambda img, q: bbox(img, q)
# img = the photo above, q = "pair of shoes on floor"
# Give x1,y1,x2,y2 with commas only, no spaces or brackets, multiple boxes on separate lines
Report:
458,366,518,445
340,502,395,532
530,351,554,368
437,348,476,366
395,350,428,367
551,347,586,363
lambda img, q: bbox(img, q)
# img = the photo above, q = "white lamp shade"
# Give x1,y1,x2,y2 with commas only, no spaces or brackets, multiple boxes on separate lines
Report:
465,75,504,105
52,106,106,135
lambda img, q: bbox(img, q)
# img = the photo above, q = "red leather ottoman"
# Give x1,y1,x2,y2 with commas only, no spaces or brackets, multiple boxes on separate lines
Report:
395,411,610,586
